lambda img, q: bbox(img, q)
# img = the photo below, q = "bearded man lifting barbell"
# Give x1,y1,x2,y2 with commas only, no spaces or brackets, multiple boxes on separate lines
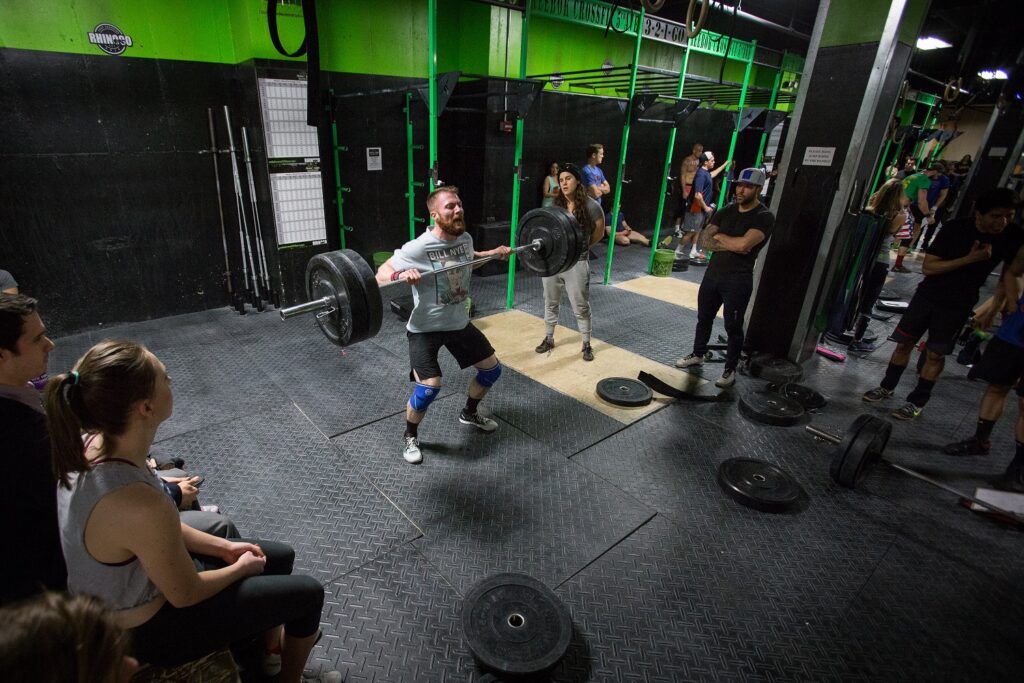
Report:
376,186,512,465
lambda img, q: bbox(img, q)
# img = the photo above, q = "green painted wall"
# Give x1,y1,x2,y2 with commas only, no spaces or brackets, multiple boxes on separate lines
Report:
0,0,795,103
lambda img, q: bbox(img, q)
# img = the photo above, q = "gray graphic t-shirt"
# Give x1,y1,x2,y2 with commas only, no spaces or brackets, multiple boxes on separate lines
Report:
390,229,474,333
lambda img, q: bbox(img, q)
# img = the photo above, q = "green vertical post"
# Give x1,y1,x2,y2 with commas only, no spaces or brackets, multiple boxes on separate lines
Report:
753,57,783,167
427,0,439,193
718,40,756,207
505,0,531,309
602,6,645,286
328,90,347,251
870,137,895,194
646,46,691,274
404,92,425,240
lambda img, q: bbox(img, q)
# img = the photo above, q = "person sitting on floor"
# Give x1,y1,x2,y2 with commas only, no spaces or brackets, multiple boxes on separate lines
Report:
46,339,340,682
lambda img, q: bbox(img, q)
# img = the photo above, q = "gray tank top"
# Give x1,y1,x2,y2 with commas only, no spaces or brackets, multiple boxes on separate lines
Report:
57,459,166,610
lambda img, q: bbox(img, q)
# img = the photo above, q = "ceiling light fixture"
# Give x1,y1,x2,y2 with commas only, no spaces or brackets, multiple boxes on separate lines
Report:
978,69,1009,80
916,36,952,50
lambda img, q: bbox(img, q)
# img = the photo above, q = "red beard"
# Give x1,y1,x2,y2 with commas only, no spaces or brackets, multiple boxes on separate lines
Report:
437,216,466,236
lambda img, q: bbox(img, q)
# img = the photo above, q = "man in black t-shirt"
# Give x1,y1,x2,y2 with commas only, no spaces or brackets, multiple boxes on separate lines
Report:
676,168,775,387
863,188,1022,420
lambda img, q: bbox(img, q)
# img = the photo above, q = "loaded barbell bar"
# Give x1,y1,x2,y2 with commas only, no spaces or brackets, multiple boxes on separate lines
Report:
807,416,1024,524
278,239,542,321
278,206,588,347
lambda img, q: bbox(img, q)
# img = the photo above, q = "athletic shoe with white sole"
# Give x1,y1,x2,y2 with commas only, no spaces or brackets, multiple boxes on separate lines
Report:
459,411,498,432
403,435,422,464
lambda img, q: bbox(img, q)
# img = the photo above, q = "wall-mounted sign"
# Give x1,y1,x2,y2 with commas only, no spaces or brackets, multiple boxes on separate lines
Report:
802,146,836,167
88,24,133,56
366,147,382,171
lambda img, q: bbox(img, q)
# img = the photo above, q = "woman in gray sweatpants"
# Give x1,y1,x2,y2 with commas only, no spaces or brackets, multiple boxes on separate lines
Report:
535,163,606,361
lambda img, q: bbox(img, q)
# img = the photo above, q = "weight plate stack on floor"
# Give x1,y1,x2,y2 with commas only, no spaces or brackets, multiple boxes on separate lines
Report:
766,382,827,410
738,390,805,426
747,353,803,383
830,415,892,488
596,377,653,407
717,458,803,513
462,573,573,678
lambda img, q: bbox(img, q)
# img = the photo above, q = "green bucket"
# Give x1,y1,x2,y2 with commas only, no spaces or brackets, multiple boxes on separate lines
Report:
372,251,392,269
651,249,676,277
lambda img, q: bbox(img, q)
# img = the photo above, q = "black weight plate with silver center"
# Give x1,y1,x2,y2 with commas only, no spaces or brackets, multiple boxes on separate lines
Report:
767,382,827,410
596,377,653,407
748,353,803,383
335,249,382,346
828,414,874,483
306,252,354,346
717,458,802,513
738,390,805,426
517,207,584,277
462,573,573,676
832,415,892,489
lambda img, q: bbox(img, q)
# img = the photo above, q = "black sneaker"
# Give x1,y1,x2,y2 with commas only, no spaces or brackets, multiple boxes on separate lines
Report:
941,437,991,456
582,344,594,361
991,468,1024,494
535,337,554,353
890,402,922,421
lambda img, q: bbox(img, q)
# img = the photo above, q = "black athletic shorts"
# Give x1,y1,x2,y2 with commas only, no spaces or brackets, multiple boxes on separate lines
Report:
969,336,1024,395
889,293,971,355
908,203,926,222
407,323,495,381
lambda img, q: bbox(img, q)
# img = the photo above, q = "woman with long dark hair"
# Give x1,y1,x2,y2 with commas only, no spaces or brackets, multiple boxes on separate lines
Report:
535,163,606,361
46,340,339,682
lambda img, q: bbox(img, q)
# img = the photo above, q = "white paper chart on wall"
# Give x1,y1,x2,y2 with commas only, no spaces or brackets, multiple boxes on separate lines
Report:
258,78,320,158
269,171,327,246
257,76,327,246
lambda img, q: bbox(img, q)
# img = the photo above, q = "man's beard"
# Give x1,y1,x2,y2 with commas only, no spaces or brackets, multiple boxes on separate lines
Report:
437,216,466,236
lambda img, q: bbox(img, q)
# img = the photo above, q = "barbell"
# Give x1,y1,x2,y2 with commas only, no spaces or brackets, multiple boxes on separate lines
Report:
279,206,587,347
807,414,1024,525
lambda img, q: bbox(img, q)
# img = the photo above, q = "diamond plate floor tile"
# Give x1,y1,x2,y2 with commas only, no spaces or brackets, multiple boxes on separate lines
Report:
413,456,655,595
157,403,419,584
486,368,624,458
332,394,564,527
309,543,478,682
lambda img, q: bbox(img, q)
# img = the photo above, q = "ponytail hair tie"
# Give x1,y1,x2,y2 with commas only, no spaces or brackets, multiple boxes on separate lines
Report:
70,371,80,385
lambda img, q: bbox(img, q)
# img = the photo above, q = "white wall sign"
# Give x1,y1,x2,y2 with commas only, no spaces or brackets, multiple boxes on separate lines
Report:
989,146,1008,157
802,146,836,166
366,147,382,171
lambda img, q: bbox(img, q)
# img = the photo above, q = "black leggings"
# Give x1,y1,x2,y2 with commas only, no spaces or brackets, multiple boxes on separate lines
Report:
130,540,323,667
693,273,753,369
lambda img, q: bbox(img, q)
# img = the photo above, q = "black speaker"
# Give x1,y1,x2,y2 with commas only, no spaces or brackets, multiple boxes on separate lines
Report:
472,220,520,277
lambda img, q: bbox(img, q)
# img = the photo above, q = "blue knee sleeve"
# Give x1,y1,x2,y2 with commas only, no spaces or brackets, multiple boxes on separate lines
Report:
475,362,502,388
409,383,439,412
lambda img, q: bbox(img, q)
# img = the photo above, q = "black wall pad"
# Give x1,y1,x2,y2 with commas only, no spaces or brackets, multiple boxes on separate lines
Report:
411,456,654,596
157,403,419,585
332,395,569,527
311,544,479,679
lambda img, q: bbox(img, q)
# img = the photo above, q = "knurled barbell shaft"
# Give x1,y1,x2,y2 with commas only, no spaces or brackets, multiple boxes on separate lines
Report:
278,239,542,320
804,425,842,445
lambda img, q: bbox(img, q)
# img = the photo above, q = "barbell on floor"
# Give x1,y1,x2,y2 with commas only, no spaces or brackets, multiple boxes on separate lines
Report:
807,415,1024,524
278,207,587,346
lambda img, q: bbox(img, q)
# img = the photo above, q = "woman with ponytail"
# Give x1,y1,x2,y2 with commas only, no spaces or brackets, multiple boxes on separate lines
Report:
46,340,339,682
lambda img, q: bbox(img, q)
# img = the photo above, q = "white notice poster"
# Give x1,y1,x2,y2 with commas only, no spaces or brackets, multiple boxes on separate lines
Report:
802,146,836,166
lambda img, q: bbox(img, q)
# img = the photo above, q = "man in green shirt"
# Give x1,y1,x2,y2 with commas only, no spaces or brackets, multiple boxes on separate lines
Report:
893,166,939,272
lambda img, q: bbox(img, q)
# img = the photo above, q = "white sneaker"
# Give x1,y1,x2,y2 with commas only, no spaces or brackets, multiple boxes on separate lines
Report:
459,410,498,432
403,435,422,464
715,368,736,388
675,353,704,368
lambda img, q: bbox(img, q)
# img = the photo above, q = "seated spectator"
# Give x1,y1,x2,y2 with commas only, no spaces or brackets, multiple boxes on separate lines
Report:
580,143,650,247
0,591,138,682
0,295,66,605
46,339,339,681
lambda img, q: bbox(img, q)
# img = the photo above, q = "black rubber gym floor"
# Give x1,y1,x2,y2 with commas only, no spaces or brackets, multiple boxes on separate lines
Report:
48,242,1023,681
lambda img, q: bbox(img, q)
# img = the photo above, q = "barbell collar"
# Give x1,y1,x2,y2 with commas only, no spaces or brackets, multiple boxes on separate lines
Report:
279,296,334,320
805,424,841,445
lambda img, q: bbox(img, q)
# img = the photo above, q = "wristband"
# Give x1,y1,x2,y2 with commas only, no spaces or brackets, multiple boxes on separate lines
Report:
391,271,402,281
